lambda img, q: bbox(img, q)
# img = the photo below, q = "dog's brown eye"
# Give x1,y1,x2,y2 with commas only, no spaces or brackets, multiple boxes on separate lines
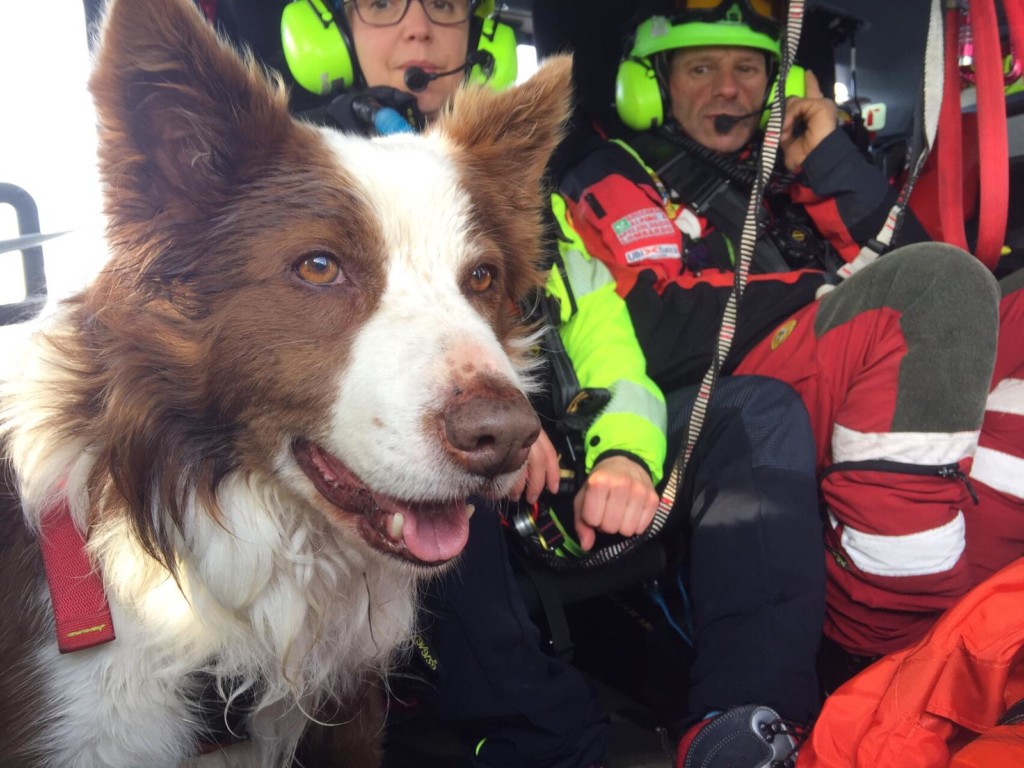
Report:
469,265,494,293
296,252,343,286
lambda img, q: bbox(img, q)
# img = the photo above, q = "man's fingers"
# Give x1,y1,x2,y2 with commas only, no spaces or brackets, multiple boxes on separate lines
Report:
520,430,561,504
573,488,597,551
598,482,637,536
525,459,546,504
639,493,659,535
782,97,810,132
615,487,660,538
586,483,623,534
576,515,596,552
543,442,561,496
803,68,824,99
534,430,561,499
510,467,527,500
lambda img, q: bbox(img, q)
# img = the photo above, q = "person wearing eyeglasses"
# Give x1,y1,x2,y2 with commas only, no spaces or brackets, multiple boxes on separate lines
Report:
347,0,478,116
279,3,611,767
283,0,519,133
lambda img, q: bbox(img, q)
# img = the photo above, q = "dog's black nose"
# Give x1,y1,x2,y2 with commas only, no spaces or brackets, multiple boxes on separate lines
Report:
443,385,540,478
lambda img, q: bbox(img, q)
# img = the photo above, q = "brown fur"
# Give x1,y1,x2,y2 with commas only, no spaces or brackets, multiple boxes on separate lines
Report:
0,456,50,768
439,74,569,341
294,679,386,767
79,0,404,574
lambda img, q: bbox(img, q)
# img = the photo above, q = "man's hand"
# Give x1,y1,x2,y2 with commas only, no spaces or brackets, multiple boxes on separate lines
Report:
780,70,837,172
573,456,659,552
510,429,561,505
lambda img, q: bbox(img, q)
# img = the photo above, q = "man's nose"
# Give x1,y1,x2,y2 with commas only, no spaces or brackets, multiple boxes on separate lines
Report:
713,70,740,97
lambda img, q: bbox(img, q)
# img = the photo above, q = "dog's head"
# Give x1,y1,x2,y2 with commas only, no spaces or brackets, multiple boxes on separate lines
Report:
65,0,571,570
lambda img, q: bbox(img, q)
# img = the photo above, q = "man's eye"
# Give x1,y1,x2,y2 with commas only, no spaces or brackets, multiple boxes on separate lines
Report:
295,252,344,286
469,264,495,293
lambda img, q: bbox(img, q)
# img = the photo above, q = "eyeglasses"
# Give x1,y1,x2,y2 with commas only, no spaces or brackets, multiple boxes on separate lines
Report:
347,0,476,27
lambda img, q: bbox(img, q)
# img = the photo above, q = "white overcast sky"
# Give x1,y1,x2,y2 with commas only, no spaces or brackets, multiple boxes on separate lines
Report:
0,2,104,310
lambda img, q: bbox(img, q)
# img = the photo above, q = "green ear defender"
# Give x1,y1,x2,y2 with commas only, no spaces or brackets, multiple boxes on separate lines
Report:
281,0,355,95
615,56,665,132
763,64,807,124
469,15,518,90
281,0,518,97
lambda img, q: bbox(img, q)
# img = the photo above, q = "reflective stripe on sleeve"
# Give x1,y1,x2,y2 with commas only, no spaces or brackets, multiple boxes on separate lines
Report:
971,445,1024,499
832,423,979,465
986,378,1024,416
603,379,667,431
561,247,615,299
829,510,966,577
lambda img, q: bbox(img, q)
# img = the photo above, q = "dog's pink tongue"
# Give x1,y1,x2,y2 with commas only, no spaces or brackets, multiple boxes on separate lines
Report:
401,502,470,564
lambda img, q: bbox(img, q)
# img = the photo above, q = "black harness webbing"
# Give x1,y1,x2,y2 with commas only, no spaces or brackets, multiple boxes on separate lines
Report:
628,130,839,275
191,671,259,754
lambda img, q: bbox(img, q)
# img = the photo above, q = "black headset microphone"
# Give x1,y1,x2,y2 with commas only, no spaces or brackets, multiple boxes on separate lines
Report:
404,51,492,92
713,108,809,137
713,108,764,135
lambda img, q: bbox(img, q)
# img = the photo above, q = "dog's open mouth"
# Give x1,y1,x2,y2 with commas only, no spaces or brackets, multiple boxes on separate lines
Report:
293,440,470,566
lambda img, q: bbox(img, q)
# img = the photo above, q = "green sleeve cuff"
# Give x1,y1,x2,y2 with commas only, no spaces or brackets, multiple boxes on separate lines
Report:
584,409,666,486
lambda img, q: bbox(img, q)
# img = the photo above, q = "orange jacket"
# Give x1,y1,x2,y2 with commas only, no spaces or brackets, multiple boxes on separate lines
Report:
798,557,1024,768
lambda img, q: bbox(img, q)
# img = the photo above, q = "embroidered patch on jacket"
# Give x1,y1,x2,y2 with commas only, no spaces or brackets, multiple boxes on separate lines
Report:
770,318,798,350
625,244,683,264
612,208,676,244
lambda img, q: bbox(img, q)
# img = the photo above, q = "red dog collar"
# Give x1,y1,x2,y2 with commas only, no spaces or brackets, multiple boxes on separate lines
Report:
39,499,116,653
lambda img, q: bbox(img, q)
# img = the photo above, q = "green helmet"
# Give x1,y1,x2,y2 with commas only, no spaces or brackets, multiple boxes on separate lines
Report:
631,4,782,60
616,1,784,131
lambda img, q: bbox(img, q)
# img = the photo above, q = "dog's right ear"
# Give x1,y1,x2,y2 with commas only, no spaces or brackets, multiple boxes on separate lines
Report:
89,0,293,223
436,56,574,304
438,55,573,219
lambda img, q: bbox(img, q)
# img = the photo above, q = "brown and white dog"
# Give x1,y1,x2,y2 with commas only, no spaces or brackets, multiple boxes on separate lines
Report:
0,0,570,765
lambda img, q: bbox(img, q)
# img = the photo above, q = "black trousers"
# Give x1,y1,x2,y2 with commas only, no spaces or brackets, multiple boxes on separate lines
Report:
403,375,823,764
665,375,825,725
408,505,609,768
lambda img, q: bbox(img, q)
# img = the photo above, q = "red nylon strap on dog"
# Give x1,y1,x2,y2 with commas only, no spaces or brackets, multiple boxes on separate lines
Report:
40,500,116,653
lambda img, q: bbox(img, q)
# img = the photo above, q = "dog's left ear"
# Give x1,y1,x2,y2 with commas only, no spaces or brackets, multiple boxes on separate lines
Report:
89,0,292,220
437,55,573,214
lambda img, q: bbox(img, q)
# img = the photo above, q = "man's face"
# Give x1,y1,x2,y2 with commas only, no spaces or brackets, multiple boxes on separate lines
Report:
668,46,771,153
351,2,470,117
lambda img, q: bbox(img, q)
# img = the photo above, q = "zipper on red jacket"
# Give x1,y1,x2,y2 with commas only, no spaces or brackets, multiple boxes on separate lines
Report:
821,459,979,505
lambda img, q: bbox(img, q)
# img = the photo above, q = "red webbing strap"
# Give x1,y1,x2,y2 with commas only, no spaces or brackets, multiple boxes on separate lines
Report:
1006,1,1024,122
198,0,218,24
970,0,1009,270
40,500,116,653
938,6,968,250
